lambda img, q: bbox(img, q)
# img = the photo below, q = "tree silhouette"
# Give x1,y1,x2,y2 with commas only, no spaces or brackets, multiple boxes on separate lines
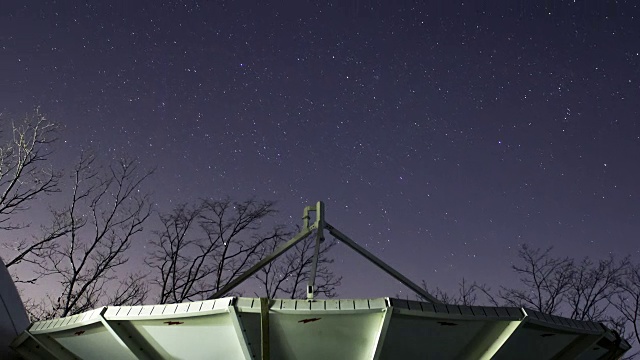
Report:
26,153,153,320
147,198,291,303
2,110,63,272
256,233,341,299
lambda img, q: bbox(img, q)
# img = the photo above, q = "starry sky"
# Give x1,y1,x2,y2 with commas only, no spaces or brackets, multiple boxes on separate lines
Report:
1,0,640,300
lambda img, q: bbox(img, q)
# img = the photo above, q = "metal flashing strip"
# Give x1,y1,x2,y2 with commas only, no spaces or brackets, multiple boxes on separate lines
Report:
235,297,389,315
103,297,234,320
522,308,604,335
388,298,525,321
28,307,104,334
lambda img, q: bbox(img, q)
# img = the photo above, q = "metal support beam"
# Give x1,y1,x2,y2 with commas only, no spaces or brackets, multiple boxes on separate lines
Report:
228,304,253,360
12,331,71,360
208,201,439,305
325,223,441,303
209,225,315,299
260,298,270,360
372,307,393,360
454,320,523,360
22,331,76,360
302,205,314,229
99,308,160,360
307,201,325,300
550,333,604,360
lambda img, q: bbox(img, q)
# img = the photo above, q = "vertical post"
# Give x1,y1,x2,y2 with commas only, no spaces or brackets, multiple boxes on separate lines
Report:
260,298,270,360
307,201,325,300
302,205,313,229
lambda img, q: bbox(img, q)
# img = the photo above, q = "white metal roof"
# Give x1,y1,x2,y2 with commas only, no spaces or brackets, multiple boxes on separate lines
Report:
11,296,630,359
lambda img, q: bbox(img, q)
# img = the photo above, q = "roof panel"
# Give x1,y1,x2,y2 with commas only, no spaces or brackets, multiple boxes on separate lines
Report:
10,297,631,360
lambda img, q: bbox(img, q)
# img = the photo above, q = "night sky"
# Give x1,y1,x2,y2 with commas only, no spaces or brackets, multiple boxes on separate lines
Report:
2,1,640,300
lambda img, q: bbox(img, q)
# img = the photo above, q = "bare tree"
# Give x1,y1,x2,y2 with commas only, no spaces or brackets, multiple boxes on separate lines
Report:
611,264,640,358
27,153,153,319
4,217,74,281
420,278,490,306
147,198,290,303
1,110,64,269
566,255,629,321
0,110,59,230
497,246,633,323
147,202,201,304
255,233,341,299
497,244,574,314
420,245,637,358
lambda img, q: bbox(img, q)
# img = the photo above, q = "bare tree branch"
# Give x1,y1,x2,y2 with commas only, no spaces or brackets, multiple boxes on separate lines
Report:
497,244,574,314
147,198,291,303
417,244,637,357
28,153,153,318
255,232,341,299
611,264,640,355
566,255,629,321
108,272,149,306
4,212,74,268
1,110,62,265
420,278,490,306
